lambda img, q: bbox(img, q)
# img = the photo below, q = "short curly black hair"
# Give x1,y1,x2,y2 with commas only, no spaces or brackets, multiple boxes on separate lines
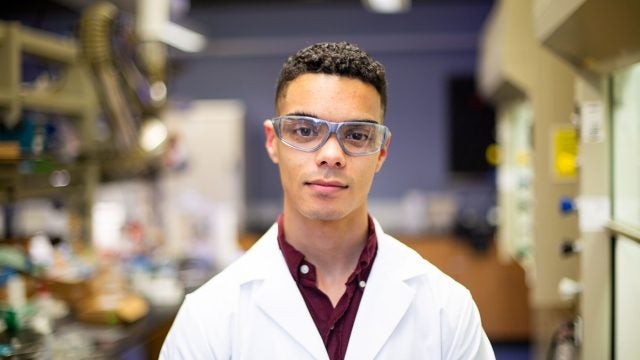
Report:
275,42,387,116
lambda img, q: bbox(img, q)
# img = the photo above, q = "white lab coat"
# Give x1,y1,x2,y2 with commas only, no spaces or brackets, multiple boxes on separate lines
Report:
160,219,496,359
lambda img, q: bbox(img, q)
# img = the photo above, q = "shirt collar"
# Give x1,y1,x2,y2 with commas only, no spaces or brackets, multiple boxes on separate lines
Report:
276,214,306,282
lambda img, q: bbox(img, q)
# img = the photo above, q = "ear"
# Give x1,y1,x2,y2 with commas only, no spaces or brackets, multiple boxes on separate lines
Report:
264,120,279,164
375,134,391,173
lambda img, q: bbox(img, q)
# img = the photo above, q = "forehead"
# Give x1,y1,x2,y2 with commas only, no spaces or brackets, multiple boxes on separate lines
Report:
277,73,383,122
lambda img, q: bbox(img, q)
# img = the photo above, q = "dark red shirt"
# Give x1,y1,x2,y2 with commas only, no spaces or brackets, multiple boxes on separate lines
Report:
277,215,378,360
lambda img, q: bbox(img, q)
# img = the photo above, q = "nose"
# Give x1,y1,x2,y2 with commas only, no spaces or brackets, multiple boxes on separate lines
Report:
315,134,346,168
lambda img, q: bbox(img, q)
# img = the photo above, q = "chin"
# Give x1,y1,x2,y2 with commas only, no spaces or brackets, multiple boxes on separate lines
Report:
300,207,349,222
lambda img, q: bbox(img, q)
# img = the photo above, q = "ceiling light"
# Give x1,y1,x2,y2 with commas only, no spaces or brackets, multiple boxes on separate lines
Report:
137,0,206,53
362,0,411,13
159,22,207,53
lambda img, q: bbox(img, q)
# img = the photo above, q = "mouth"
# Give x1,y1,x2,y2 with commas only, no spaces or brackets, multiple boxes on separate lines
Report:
304,180,349,192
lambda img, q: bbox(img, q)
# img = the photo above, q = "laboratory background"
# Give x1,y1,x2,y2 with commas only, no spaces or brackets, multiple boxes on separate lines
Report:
0,0,638,358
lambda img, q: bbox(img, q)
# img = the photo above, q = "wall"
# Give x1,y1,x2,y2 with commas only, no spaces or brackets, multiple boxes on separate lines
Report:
170,2,495,231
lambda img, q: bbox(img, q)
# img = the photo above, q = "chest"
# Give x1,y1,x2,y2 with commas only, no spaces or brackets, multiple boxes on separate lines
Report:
230,289,444,360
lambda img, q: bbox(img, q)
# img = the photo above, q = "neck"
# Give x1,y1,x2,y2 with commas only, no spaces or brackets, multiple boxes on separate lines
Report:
282,208,369,279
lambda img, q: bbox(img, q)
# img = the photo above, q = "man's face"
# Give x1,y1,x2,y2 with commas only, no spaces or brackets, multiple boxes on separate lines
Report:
264,73,389,222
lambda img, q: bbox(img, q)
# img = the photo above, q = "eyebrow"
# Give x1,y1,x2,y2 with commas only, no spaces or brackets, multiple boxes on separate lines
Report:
285,112,379,124
287,111,318,118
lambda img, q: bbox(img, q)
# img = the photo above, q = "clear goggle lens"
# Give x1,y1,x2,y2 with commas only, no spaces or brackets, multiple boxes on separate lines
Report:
271,116,389,156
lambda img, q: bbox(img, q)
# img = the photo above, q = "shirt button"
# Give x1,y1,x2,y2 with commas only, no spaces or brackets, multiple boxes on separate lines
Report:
300,264,310,274
359,280,366,288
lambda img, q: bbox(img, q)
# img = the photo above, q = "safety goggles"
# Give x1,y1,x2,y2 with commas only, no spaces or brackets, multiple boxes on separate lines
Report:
270,115,390,156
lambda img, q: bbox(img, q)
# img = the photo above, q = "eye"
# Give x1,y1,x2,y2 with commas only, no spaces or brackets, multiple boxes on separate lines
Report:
345,131,369,141
282,119,322,144
294,125,315,137
344,125,373,142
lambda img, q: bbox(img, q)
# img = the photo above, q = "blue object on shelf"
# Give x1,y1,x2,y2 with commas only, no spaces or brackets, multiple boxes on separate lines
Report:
559,196,576,214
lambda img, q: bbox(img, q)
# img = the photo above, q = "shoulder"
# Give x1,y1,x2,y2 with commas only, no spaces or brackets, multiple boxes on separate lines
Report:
160,226,280,359
377,232,479,332
378,233,471,302
377,233,494,359
189,224,279,304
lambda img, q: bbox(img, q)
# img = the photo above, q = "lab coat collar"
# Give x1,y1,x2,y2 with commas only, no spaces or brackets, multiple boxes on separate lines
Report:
241,223,329,360
239,219,428,360
345,218,427,359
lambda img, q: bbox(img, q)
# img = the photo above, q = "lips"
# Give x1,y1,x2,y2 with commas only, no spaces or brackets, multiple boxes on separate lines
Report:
306,180,348,188
304,179,349,193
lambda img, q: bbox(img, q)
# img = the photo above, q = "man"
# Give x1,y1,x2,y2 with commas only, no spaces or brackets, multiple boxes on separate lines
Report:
160,42,495,359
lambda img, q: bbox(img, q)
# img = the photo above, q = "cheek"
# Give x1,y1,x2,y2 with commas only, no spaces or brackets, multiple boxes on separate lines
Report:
277,150,306,184
356,161,380,188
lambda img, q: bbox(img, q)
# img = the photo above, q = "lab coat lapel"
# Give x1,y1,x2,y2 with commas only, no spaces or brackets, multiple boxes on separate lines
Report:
345,226,419,360
252,230,328,360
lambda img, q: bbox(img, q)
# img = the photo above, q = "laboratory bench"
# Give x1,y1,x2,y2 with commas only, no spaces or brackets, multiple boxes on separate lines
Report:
0,303,178,359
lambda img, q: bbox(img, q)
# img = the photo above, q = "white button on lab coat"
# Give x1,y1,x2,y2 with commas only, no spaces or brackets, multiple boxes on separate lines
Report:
160,219,495,359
